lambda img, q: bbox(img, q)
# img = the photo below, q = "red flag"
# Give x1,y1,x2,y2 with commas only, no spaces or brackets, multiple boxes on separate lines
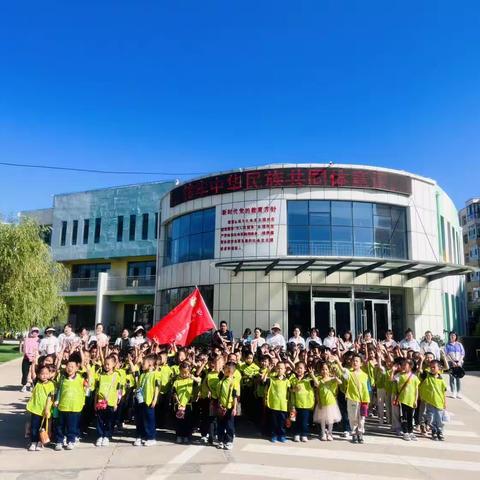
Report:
147,288,215,346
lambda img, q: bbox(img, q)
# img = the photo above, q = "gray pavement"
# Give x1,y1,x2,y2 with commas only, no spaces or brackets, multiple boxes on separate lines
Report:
1,358,480,480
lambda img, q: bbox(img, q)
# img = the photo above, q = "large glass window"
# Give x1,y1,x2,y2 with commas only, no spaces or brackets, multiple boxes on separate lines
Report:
127,260,156,287
287,200,408,259
60,221,67,246
164,208,215,265
160,285,213,318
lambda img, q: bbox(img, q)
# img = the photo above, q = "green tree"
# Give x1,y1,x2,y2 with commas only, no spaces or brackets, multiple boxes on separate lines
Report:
0,219,69,331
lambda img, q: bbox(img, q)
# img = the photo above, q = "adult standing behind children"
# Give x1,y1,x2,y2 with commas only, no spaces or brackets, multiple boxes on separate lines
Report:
420,331,441,360
58,324,78,351
39,327,59,356
444,331,465,399
19,327,40,392
266,323,286,350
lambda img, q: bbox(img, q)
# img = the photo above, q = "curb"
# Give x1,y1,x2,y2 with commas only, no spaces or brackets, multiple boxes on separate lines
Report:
0,357,22,368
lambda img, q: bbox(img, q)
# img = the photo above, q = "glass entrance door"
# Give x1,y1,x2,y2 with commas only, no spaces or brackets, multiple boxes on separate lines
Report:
362,300,391,339
312,298,352,338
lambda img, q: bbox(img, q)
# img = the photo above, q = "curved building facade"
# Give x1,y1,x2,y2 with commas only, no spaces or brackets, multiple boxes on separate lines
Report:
155,164,469,340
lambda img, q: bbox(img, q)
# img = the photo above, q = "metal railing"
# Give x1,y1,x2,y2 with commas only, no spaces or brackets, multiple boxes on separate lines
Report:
107,275,156,291
67,277,99,292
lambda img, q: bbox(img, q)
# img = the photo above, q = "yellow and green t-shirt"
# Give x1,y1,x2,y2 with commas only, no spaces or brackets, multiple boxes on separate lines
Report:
26,380,55,416
317,377,339,407
96,371,121,407
419,373,446,410
58,373,86,413
266,375,290,412
173,376,195,407
204,371,221,400
137,370,159,406
289,376,315,409
156,365,173,395
216,376,237,409
239,362,260,387
345,369,370,403
394,373,420,408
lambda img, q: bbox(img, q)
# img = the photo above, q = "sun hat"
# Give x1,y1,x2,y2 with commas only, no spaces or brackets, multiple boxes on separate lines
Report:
45,327,56,333
271,323,282,331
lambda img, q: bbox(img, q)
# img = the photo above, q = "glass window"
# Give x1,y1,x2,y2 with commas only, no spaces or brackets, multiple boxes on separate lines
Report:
164,208,215,265
71,220,78,246
160,285,213,318
60,221,67,246
287,200,408,260
331,202,352,226
117,216,124,242
353,202,373,227
83,219,89,244
288,201,309,225
71,263,111,278
129,214,136,241
94,218,101,244
154,212,159,239
127,260,156,286
142,213,149,240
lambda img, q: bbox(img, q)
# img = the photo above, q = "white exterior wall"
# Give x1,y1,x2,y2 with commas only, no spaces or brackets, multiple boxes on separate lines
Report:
156,165,466,338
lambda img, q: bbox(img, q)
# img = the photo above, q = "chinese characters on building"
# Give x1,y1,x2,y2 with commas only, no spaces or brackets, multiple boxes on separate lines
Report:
170,167,412,207
220,203,277,253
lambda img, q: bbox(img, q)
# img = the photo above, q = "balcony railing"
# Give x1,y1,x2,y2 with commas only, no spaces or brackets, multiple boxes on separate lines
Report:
68,277,99,292
107,275,156,291
65,275,156,293
287,241,402,259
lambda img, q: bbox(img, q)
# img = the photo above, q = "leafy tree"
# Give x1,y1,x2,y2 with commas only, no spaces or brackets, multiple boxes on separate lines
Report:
0,219,69,332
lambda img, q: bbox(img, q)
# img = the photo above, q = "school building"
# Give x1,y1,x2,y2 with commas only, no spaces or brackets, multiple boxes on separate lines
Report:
22,181,174,337
156,164,471,340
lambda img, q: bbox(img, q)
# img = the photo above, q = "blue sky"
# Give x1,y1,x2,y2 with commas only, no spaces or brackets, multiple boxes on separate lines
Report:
0,1,479,217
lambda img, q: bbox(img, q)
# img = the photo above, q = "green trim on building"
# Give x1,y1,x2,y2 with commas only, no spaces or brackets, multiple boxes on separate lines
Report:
64,296,97,305
108,294,154,303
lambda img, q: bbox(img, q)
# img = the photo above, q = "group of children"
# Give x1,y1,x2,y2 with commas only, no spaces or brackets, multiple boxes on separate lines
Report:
24,330,449,452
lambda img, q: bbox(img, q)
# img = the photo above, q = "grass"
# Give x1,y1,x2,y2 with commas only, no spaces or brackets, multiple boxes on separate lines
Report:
0,343,22,363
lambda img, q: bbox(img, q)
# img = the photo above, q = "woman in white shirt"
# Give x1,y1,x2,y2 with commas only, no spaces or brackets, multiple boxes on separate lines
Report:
250,327,266,354
305,328,322,351
323,328,339,350
288,327,306,349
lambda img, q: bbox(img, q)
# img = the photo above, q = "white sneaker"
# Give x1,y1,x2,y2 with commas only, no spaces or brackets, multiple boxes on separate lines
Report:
410,433,418,442
224,442,233,450
96,437,104,447
403,433,410,442
327,433,333,442
341,431,350,438
28,443,36,451
144,440,156,447
452,392,457,399
176,436,183,444
36,442,44,451
102,437,110,447
293,435,300,442
54,443,63,451
457,393,463,399
65,442,75,450
216,442,224,449
320,433,327,441
133,438,143,447
301,436,309,442
21,385,28,393
200,436,208,444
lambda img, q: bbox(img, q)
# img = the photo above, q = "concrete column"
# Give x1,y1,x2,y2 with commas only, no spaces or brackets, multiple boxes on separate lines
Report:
95,272,109,329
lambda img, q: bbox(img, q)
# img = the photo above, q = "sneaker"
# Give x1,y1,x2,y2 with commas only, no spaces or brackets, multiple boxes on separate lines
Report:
301,436,309,443
420,424,426,435
403,433,410,442
200,436,208,444
320,433,327,441
327,433,333,442
28,443,36,451
357,434,364,444
431,431,438,441
21,385,28,393
224,442,233,450
341,431,350,439
293,435,300,442
54,443,63,451
452,392,457,399
65,442,75,450
101,437,110,447
133,438,143,447
457,393,463,399
176,437,183,444
409,434,418,442
183,437,190,444
278,436,286,443
216,442,224,449
270,437,277,443
144,440,156,447
96,437,104,447
351,434,358,444
437,431,444,441
36,442,44,451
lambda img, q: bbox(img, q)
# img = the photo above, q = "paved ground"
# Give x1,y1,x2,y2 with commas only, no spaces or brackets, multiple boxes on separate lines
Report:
1,358,480,480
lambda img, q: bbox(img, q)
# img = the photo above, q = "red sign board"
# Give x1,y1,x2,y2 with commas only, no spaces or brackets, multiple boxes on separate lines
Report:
170,167,412,207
